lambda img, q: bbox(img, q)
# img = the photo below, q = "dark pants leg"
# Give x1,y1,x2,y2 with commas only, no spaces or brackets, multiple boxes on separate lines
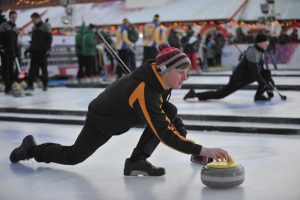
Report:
195,79,249,100
31,120,112,165
77,55,84,79
83,56,96,77
143,46,158,64
116,49,130,78
1,53,14,93
27,52,47,88
39,53,48,87
129,101,179,162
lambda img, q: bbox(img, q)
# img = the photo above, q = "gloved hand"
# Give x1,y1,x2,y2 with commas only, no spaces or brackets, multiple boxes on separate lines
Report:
264,83,273,92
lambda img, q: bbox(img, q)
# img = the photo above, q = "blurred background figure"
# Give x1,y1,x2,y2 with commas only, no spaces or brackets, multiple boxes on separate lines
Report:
115,18,136,78
26,12,52,91
168,28,181,49
214,28,225,66
142,14,167,63
181,25,200,72
0,10,20,95
81,23,97,83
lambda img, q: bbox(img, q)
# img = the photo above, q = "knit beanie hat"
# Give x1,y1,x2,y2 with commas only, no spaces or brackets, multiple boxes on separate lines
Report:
156,43,191,73
255,33,268,43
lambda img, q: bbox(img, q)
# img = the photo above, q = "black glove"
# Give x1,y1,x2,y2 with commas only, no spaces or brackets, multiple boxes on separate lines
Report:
264,83,273,92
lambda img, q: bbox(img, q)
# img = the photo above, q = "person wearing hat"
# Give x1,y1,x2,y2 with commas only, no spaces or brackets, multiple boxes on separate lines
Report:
142,14,167,63
184,33,274,102
115,18,136,78
9,43,228,176
26,12,52,91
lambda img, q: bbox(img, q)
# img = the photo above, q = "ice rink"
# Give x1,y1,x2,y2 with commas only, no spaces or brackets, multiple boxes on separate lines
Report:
1,122,300,200
0,84,300,200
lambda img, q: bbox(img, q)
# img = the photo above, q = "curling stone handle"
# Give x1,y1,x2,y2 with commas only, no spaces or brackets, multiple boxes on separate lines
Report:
227,155,236,165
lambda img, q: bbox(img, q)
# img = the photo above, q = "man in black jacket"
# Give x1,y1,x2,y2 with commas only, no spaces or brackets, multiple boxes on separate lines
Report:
27,12,52,91
184,33,273,102
0,10,18,95
10,43,228,176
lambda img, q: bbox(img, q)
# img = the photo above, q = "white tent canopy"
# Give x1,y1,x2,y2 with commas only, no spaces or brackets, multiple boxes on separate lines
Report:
7,0,300,30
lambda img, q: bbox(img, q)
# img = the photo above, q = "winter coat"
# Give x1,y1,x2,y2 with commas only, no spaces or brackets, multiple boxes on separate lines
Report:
30,21,52,53
81,28,97,56
0,21,18,55
232,45,267,87
87,61,202,155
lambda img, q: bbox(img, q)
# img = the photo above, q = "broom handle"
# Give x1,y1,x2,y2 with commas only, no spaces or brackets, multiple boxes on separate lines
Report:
94,30,131,74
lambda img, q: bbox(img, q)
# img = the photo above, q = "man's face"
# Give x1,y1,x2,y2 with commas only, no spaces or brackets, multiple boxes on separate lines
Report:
10,14,17,23
161,67,190,89
31,17,40,24
257,41,269,50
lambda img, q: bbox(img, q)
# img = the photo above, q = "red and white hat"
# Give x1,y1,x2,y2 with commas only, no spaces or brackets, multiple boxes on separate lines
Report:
156,43,191,73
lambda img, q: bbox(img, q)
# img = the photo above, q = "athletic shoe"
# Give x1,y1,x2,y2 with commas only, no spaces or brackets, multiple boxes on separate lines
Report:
10,135,36,163
124,158,165,176
183,89,196,100
254,94,270,101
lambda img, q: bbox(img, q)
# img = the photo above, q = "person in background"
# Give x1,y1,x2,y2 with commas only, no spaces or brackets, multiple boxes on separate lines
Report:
184,33,274,102
214,29,225,66
181,25,200,72
115,18,136,78
142,14,167,63
168,28,181,49
75,23,86,81
26,12,52,91
0,10,19,95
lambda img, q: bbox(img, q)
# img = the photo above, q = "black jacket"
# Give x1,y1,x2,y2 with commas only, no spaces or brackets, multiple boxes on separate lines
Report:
30,21,52,52
87,62,202,155
232,45,267,87
0,21,18,55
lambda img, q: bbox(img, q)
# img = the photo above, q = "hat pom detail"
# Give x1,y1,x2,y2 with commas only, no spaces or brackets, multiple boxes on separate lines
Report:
158,43,170,52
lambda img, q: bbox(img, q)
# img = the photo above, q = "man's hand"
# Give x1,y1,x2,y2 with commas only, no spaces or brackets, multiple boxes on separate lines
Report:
200,147,228,162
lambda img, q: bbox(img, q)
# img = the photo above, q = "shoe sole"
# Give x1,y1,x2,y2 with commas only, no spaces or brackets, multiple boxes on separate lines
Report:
124,170,150,176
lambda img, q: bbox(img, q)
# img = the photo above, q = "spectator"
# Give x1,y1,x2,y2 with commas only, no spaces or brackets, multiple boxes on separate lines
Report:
181,26,200,72
142,14,167,63
290,28,299,43
214,29,225,66
27,12,52,91
115,18,136,78
0,10,19,95
168,28,181,49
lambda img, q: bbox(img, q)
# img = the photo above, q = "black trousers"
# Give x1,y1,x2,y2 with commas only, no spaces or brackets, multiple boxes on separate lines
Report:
27,51,48,88
116,49,136,78
129,101,187,162
82,55,96,77
32,119,112,165
31,102,184,165
76,55,85,78
195,78,265,100
143,46,158,64
0,52,15,93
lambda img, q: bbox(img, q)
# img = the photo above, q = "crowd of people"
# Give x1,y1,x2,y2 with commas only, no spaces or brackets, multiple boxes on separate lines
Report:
0,10,52,97
1,10,300,97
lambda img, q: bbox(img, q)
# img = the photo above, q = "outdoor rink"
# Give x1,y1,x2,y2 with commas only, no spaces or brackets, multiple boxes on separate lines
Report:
0,87,300,200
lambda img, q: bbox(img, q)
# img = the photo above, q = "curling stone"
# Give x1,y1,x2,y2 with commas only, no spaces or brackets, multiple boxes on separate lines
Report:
201,155,245,188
